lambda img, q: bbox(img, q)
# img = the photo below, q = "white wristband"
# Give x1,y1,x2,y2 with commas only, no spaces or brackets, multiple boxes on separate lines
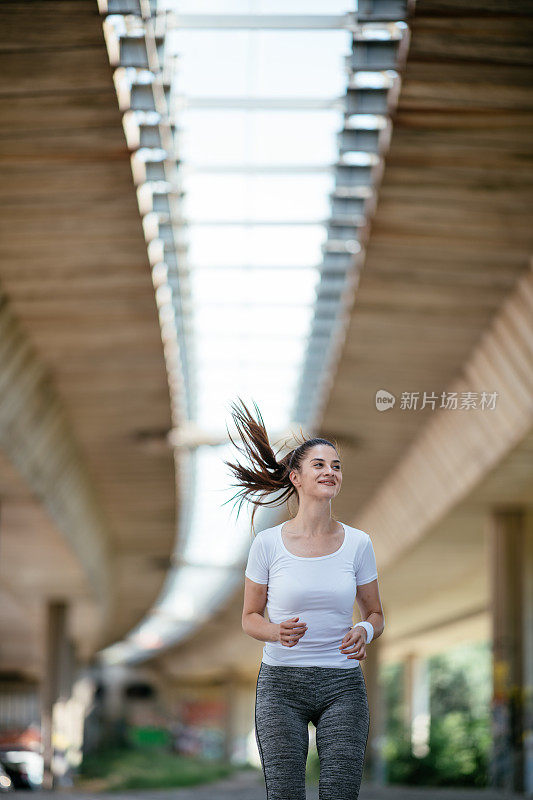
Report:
352,621,374,644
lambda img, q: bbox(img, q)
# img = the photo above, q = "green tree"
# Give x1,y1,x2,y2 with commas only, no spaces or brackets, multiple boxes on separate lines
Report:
382,641,491,787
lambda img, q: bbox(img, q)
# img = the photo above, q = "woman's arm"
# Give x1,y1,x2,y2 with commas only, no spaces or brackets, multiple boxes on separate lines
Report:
355,579,385,640
242,577,279,643
340,578,385,660
242,579,308,647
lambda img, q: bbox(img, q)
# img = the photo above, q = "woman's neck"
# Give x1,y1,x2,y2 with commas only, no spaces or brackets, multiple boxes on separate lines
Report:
284,507,339,538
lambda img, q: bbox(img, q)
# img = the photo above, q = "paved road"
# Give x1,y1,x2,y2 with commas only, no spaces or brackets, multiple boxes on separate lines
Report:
32,768,526,800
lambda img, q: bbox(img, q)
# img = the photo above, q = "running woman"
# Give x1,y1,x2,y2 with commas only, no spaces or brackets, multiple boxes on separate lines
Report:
224,398,385,800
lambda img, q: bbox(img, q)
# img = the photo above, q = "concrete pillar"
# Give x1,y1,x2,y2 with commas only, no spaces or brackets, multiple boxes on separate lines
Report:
402,652,414,734
363,641,386,784
222,671,237,764
41,601,68,790
402,652,430,758
220,672,256,765
99,664,130,746
489,507,532,795
234,681,256,764
524,512,533,796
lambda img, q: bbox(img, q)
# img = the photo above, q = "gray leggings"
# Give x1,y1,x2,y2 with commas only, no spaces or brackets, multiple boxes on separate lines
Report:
254,661,370,800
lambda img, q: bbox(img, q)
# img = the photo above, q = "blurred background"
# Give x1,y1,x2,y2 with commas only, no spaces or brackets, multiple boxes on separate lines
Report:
0,0,532,796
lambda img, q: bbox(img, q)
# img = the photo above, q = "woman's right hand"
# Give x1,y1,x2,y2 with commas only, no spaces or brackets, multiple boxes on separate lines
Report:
277,616,308,647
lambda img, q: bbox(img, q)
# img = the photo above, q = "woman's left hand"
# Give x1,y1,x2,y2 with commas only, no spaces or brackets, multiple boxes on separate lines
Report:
339,626,367,660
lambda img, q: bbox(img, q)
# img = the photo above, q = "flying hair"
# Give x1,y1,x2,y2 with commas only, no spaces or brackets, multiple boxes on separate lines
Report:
222,396,339,536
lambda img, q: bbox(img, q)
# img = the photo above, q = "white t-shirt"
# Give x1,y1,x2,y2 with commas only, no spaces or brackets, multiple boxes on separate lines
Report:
245,522,378,668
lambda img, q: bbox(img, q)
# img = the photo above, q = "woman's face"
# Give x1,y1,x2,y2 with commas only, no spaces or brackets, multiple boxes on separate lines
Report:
291,444,342,501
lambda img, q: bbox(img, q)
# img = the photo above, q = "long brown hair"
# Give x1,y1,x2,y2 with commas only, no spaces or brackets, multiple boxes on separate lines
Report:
223,396,339,535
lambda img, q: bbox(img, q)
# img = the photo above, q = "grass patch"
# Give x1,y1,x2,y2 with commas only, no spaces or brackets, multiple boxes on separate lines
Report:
76,746,239,791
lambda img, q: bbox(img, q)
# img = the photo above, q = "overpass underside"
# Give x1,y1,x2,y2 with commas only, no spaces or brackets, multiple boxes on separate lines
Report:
0,0,176,689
